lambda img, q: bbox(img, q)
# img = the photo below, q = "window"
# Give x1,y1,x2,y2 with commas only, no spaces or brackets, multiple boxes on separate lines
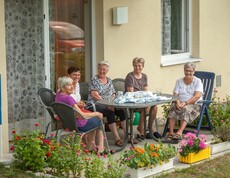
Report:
161,0,199,66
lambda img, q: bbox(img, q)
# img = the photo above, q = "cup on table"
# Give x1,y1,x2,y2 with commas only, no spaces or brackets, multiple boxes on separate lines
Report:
116,91,123,99
156,88,162,96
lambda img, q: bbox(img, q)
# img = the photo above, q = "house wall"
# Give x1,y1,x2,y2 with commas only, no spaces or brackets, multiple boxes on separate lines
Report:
0,0,230,154
99,0,230,99
199,0,230,96
0,0,9,154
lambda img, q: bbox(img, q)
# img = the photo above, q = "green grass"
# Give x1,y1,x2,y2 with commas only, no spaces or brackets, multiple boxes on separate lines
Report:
1,153,230,177
155,152,230,178
0,162,45,178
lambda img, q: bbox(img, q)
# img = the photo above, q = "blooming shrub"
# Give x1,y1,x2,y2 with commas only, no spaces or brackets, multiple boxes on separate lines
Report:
12,126,125,177
121,142,177,169
209,90,230,129
179,132,208,157
11,124,50,172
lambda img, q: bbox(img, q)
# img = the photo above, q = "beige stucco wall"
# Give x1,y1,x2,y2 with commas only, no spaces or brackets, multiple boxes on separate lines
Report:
99,0,230,99
0,0,9,154
199,0,230,97
102,0,163,92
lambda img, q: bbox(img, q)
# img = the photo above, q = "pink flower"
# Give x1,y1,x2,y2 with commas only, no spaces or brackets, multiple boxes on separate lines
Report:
199,141,207,149
187,140,194,146
129,146,134,150
184,132,196,139
199,134,208,142
178,148,183,153
35,123,39,127
179,140,187,147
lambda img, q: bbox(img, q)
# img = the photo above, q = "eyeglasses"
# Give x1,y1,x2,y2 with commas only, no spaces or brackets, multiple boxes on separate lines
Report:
184,69,194,73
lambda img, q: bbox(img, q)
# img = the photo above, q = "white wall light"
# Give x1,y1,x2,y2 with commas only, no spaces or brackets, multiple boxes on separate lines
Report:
113,6,128,25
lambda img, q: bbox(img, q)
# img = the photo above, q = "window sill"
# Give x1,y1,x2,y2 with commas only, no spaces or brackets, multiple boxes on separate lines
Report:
161,54,202,67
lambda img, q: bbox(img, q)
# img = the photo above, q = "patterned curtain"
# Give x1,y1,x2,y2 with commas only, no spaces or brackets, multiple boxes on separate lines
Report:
161,0,171,55
5,0,45,128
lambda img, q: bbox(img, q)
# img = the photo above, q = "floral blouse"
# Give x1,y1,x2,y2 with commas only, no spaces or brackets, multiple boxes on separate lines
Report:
88,75,115,103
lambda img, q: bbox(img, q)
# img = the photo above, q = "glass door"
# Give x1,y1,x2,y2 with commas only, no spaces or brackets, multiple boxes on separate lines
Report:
48,0,91,91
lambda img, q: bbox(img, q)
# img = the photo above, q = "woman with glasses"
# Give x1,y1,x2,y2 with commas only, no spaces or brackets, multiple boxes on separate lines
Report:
166,62,203,140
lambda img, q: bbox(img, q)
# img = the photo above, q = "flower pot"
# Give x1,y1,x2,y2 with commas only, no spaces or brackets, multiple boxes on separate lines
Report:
128,158,174,178
180,147,210,164
209,141,230,155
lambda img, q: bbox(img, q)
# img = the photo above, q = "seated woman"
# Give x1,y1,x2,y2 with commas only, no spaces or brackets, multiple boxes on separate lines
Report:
55,76,108,154
67,66,87,110
87,60,134,147
125,57,160,140
166,62,203,140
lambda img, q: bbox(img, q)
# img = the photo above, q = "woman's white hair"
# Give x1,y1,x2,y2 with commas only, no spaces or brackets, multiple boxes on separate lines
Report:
58,76,73,90
98,60,110,69
184,62,196,70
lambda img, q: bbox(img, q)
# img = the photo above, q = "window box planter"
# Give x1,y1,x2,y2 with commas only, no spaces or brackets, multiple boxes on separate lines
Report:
209,141,230,155
128,158,174,178
179,147,210,164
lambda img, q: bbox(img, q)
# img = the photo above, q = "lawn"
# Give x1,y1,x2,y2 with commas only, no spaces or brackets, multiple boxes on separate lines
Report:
155,152,230,178
1,152,230,178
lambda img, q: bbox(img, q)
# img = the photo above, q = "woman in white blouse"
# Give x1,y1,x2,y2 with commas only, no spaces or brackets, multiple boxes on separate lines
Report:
166,62,203,140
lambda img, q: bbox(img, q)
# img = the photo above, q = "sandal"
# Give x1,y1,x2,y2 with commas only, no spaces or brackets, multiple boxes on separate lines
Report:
128,137,139,144
115,139,124,147
136,134,145,140
100,149,116,156
172,133,182,140
166,134,173,141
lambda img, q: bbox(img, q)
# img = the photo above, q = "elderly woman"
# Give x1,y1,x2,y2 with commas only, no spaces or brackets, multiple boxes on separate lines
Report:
55,76,106,153
88,60,129,147
166,62,203,140
125,57,160,140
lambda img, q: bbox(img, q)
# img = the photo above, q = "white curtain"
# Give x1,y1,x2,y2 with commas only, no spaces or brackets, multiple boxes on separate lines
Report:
161,0,171,55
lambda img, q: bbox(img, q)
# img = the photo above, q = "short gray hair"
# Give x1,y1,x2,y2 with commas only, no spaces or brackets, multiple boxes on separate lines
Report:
98,60,110,69
184,62,196,70
58,76,73,90
133,57,145,67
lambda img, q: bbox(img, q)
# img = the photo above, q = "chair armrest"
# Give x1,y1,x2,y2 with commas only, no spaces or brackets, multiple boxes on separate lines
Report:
84,100,96,112
197,100,212,105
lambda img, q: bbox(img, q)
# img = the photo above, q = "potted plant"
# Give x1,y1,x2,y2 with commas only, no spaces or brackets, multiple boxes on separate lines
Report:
179,132,210,164
121,142,177,178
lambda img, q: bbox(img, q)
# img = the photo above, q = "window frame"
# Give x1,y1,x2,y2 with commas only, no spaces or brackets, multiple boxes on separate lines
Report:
161,0,201,67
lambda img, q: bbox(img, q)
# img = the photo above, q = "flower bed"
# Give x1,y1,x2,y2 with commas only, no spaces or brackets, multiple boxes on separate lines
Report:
11,123,126,178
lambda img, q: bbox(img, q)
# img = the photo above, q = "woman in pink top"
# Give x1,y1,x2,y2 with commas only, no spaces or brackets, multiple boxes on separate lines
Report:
55,76,106,153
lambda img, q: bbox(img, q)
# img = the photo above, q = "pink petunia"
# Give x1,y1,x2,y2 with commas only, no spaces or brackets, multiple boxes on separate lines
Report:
179,140,187,147
184,132,196,139
199,134,208,142
199,141,207,149
188,140,194,147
